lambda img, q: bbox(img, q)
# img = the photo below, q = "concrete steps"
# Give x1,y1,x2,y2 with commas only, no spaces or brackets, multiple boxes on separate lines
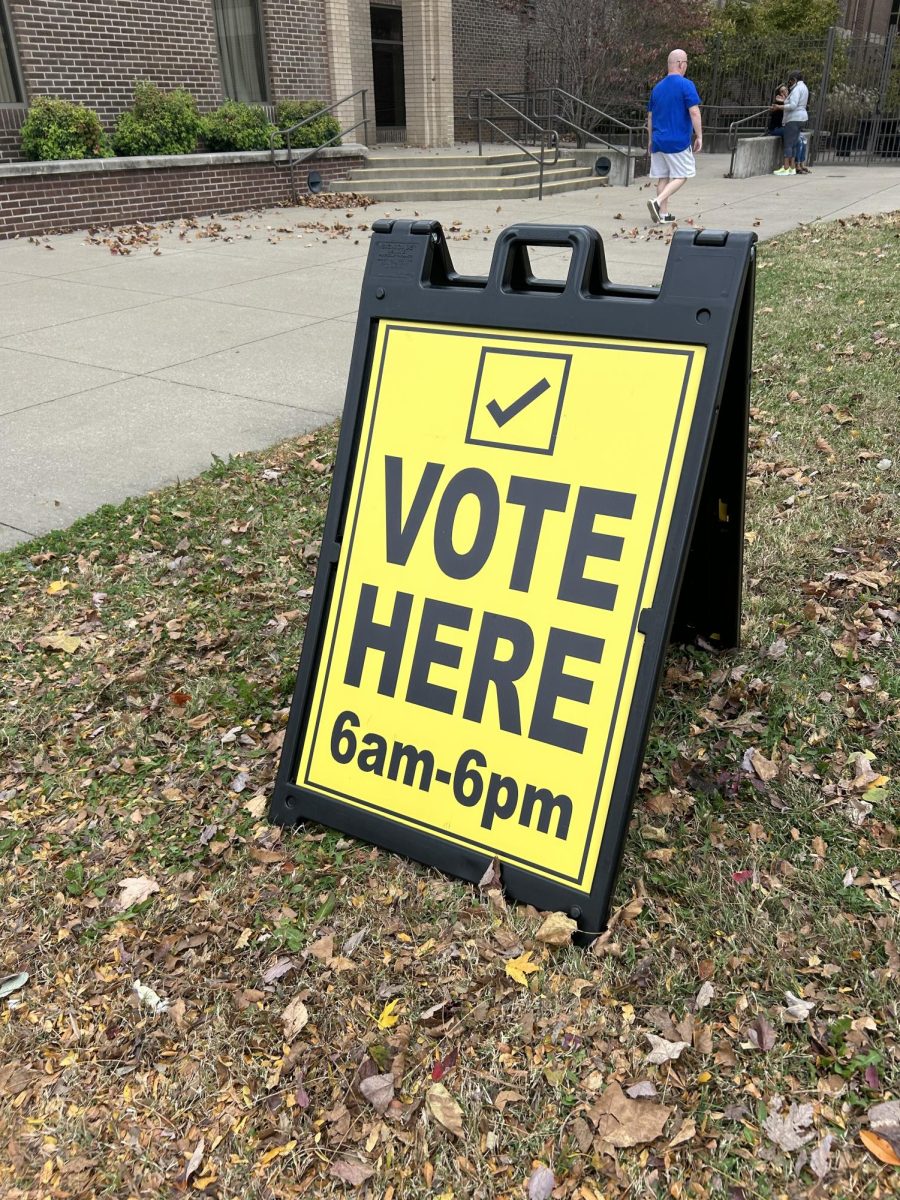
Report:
331,150,609,201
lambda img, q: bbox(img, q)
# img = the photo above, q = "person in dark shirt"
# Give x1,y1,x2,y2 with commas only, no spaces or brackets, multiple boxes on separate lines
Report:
768,85,788,135
646,48,703,224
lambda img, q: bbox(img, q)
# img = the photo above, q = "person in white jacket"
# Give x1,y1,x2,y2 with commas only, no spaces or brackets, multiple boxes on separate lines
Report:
774,71,809,176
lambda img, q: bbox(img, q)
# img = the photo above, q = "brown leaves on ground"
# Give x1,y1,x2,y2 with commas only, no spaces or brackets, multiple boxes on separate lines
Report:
589,1082,673,1148
425,1083,464,1137
281,994,309,1039
115,874,160,911
535,911,577,946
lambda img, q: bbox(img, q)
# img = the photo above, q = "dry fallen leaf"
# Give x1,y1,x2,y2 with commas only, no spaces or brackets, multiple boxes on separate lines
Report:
644,1034,689,1065
746,1014,777,1051
116,875,160,911
748,748,778,781
426,1082,464,1137
329,1157,374,1187
36,632,81,653
184,1138,205,1183
0,972,29,1001
810,1134,834,1181
695,981,714,1010
668,1118,696,1148
592,1082,672,1147
505,950,540,985
861,1129,900,1166
782,990,815,1022
376,998,401,1029
763,1099,815,1151
535,911,577,946
281,995,309,1040
625,1080,657,1099
527,1165,556,1199
359,1072,394,1113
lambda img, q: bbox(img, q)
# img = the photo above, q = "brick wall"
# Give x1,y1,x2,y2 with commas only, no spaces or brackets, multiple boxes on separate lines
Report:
262,0,332,102
451,0,536,139
6,1,223,124
0,153,365,240
1,1,340,164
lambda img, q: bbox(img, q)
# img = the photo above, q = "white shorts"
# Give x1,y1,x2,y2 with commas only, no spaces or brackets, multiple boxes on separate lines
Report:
650,148,696,179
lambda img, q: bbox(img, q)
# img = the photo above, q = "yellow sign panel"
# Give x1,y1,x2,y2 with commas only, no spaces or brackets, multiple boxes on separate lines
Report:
297,320,705,893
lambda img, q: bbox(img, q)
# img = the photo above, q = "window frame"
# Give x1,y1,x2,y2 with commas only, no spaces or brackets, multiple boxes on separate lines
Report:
211,0,271,106
0,0,26,107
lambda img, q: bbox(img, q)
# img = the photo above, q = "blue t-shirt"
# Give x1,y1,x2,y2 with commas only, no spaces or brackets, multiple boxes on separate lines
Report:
648,75,701,153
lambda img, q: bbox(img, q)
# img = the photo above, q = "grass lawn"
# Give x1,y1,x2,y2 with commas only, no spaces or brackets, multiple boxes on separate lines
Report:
0,213,897,1200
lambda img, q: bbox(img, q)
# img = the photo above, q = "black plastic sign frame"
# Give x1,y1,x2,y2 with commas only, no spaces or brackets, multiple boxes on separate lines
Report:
271,220,756,938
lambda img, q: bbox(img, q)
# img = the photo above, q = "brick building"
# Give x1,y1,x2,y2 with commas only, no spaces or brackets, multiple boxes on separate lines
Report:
0,0,541,161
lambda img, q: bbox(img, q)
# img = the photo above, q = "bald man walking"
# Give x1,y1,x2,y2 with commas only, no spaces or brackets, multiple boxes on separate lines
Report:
646,49,702,224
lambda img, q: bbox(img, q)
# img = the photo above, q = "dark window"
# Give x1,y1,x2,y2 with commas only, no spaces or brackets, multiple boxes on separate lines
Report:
212,0,268,103
371,5,406,128
1,1,24,104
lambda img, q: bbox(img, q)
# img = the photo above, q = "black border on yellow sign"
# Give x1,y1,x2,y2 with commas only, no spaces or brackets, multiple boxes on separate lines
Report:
271,221,756,939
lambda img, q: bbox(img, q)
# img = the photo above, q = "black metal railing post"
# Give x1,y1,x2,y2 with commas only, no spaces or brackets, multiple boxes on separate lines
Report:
811,25,837,167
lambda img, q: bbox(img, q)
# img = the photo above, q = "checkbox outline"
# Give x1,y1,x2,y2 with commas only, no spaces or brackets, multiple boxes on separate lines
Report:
465,346,572,455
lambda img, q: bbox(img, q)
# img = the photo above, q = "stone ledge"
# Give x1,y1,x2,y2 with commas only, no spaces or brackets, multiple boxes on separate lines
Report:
0,143,369,179
731,135,783,179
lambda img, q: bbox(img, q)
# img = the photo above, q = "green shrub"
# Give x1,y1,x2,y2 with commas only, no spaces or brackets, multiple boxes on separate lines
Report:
19,97,112,161
274,100,341,148
112,81,203,156
202,101,281,152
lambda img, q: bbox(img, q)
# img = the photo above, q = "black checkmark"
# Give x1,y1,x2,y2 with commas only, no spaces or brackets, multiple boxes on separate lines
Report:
486,377,551,427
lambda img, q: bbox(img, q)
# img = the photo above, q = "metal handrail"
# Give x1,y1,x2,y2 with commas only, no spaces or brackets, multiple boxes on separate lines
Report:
535,87,648,188
468,88,559,199
270,89,370,203
726,106,776,176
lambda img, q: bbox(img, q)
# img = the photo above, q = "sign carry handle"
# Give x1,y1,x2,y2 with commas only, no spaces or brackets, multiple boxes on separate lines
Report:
486,224,601,297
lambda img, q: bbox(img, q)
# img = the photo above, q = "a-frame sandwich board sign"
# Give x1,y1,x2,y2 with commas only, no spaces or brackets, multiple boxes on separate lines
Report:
271,220,756,939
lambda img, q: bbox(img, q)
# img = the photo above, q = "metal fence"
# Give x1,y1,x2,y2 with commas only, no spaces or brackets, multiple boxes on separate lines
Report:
523,26,900,167
813,25,900,165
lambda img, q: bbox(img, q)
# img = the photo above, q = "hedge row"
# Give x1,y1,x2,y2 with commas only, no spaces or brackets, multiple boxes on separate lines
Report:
19,84,342,162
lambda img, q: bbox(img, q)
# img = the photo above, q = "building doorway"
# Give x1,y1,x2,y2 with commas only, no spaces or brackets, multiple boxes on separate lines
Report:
370,5,406,142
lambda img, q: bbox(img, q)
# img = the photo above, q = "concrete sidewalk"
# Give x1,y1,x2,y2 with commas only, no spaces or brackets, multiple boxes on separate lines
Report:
1,153,898,550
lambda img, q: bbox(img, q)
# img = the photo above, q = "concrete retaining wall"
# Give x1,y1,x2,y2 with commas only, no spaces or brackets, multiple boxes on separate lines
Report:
731,135,782,179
